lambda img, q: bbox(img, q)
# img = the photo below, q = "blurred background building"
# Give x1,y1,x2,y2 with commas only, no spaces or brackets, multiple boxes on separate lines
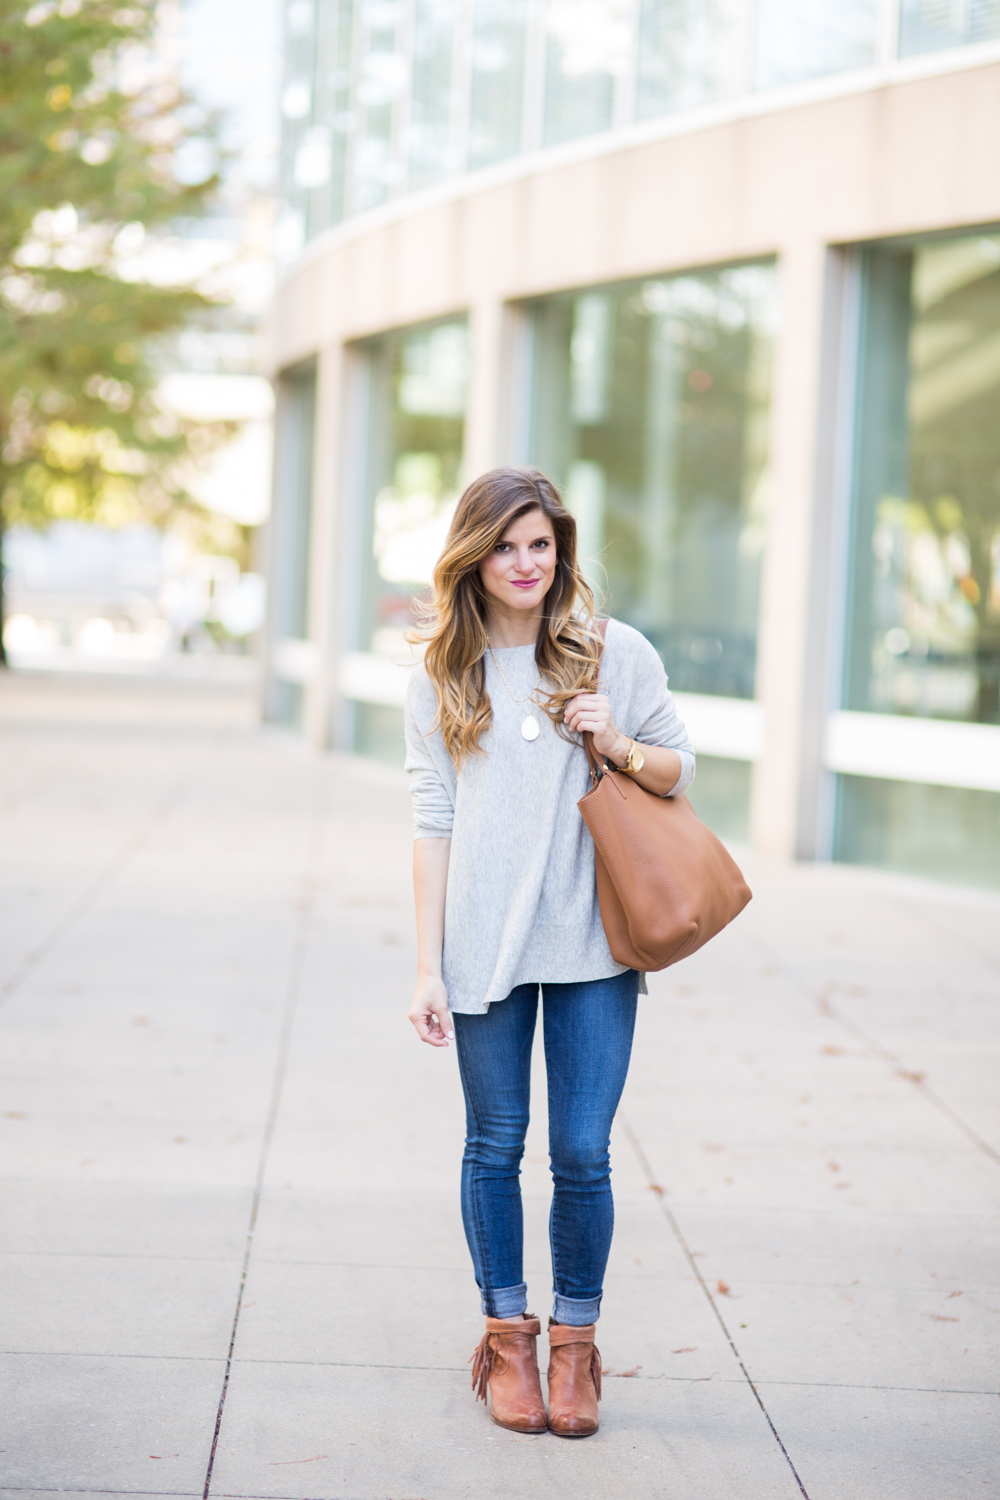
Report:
262,0,1000,890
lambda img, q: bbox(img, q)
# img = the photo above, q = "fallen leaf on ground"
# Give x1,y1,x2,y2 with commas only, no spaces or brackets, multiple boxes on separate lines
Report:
716,1280,731,1296
926,1314,959,1322
672,1347,696,1354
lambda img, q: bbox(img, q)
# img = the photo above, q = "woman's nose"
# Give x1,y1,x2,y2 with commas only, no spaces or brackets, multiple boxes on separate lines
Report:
514,548,535,573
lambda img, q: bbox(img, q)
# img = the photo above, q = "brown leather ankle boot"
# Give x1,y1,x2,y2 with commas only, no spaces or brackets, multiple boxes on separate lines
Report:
546,1321,602,1437
470,1315,547,1433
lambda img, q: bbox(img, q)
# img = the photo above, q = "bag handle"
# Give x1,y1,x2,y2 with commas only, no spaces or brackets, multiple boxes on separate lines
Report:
582,618,609,787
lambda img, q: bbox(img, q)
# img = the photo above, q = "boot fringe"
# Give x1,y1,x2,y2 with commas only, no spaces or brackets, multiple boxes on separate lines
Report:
469,1332,495,1403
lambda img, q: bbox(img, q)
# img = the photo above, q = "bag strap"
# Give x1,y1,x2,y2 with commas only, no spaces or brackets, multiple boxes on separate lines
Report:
582,619,609,786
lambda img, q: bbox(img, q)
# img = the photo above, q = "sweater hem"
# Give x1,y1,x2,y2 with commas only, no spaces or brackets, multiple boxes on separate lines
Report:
446,961,638,1015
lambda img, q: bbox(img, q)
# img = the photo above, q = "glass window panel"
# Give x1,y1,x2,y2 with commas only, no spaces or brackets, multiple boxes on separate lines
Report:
277,0,321,261
899,0,1000,57
528,264,777,701
306,0,356,235
351,1,407,213
686,755,752,841
636,0,742,119
353,318,468,762
354,700,412,764
836,775,1000,887
355,319,469,762
543,0,631,148
468,0,529,169
844,234,1000,726
753,0,880,90
408,0,457,190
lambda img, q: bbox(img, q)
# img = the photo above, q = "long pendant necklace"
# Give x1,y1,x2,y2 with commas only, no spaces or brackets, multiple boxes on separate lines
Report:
487,640,543,741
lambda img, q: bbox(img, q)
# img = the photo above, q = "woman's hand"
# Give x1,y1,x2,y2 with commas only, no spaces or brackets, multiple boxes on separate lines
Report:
563,693,630,765
409,973,454,1048
411,837,452,1048
564,694,683,795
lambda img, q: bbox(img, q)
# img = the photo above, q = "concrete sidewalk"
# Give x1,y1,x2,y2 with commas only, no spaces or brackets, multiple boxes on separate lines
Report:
1,671,998,1500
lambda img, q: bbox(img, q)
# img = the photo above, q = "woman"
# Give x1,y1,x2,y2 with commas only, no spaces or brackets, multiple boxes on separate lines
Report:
405,466,694,1437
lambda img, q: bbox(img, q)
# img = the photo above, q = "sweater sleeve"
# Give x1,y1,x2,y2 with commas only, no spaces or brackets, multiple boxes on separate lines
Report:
616,624,696,798
404,670,456,838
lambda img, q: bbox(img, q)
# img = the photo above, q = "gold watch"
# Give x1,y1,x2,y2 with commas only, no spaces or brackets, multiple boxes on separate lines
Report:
620,738,645,775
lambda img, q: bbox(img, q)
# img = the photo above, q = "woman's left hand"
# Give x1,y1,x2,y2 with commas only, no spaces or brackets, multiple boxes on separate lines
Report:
563,693,630,764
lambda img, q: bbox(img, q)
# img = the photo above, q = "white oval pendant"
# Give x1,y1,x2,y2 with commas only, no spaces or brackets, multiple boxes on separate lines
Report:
521,715,540,741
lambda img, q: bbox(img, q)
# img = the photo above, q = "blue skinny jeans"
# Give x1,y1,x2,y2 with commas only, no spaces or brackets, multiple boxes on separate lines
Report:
452,970,639,1327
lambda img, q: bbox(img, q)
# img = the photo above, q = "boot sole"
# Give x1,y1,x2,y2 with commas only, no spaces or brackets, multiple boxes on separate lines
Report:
548,1424,599,1438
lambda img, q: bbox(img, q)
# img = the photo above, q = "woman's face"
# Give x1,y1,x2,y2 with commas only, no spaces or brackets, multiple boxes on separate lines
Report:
478,507,557,616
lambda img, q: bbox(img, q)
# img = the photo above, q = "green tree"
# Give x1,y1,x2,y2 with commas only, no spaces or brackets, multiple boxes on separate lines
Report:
0,0,233,663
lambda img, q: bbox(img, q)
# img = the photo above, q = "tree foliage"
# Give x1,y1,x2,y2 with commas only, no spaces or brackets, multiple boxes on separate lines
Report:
0,0,232,556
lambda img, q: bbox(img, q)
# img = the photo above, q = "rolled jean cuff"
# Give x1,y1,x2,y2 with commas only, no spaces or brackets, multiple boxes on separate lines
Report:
552,1291,602,1325
481,1281,528,1319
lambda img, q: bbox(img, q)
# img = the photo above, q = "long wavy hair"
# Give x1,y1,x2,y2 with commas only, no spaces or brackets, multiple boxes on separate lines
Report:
411,466,602,765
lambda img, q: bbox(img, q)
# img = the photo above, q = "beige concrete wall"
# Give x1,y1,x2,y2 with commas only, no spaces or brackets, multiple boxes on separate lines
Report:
270,60,1000,859
272,62,1000,366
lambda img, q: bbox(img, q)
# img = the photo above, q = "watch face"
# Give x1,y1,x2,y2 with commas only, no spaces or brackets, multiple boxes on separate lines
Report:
631,743,645,771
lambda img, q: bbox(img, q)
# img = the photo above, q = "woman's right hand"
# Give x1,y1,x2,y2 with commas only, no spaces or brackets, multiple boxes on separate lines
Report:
409,974,454,1048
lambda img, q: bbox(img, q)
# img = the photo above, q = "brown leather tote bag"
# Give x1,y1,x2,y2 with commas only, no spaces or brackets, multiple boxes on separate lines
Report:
576,627,752,972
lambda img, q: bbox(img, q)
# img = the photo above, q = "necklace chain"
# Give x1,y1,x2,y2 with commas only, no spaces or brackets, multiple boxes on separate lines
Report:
487,640,542,714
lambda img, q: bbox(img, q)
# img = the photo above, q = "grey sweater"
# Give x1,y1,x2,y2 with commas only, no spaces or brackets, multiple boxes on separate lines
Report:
404,618,695,1015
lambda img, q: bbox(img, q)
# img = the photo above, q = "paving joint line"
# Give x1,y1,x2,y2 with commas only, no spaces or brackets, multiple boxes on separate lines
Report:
3,1347,993,1397
818,995,1000,1169
0,1349,226,1361
201,774,328,1500
0,1252,244,1264
619,1114,811,1499
0,1491,200,1498
227,1360,1000,1395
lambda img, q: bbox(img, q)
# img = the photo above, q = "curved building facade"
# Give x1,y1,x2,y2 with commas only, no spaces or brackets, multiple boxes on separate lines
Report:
264,0,1000,887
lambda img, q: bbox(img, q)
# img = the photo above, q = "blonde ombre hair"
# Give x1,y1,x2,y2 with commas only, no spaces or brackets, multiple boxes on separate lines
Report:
411,466,602,765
